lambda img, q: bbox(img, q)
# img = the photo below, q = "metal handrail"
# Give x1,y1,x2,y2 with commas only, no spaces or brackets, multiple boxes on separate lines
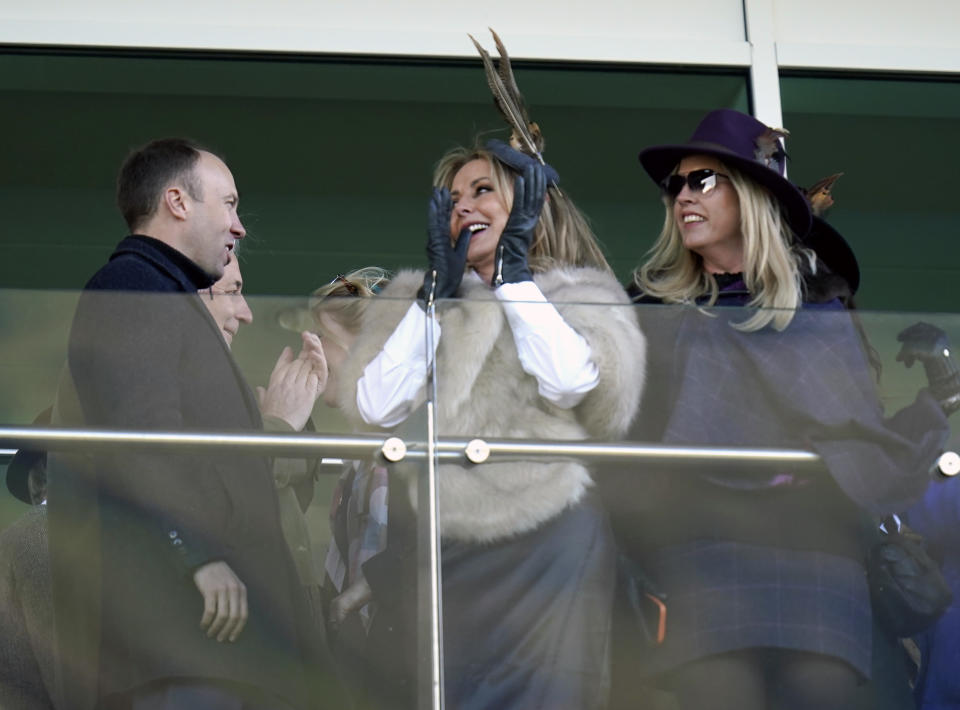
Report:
0,425,824,467
6,424,956,480
0,426,389,459
5,425,957,476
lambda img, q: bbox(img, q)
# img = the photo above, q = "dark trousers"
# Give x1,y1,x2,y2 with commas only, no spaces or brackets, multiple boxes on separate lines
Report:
109,680,296,710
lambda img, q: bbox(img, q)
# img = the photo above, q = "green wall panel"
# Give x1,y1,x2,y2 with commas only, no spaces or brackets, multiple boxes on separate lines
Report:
0,50,747,296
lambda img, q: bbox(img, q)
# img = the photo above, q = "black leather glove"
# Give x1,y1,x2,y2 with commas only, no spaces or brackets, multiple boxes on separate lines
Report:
492,162,547,287
897,322,960,416
417,187,471,309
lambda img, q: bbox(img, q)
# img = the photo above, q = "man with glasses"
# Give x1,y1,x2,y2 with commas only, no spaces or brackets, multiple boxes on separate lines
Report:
200,253,328,636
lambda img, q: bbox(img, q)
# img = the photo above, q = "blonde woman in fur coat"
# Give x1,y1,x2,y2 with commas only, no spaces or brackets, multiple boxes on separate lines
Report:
336,140,646,710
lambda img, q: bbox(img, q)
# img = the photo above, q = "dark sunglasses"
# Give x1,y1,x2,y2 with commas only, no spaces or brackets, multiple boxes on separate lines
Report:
660,169,728,199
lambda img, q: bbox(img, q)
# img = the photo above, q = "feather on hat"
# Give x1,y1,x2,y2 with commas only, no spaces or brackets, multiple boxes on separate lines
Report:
801,173,860,294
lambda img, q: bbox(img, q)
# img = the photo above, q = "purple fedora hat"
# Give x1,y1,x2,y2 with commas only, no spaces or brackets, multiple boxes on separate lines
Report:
639,109,812,238
803,216,860,295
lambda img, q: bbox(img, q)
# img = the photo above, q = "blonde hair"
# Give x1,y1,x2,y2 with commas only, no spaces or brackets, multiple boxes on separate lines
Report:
633,162,815,331
278,267,390,340
432,144,611,273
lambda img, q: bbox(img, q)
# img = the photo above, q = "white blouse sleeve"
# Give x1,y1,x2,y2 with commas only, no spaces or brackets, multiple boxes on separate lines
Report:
356,303,441,428
495,280,600,409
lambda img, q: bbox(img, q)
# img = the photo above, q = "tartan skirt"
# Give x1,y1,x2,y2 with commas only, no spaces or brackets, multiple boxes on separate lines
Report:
441,498,617,710
642,540,873,679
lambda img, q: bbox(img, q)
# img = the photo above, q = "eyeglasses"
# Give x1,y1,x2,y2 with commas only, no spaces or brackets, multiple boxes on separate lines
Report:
660,169,729,199
206,287,243,300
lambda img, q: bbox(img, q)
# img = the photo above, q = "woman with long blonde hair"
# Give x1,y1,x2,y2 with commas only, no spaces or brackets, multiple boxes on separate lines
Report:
608,108,950,710
334,132,645,709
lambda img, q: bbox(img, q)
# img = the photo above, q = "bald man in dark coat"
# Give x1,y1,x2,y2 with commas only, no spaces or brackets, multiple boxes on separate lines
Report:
48,139,341,710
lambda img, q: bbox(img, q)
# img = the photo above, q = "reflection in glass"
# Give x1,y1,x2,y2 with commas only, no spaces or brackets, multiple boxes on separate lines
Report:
1,287,959,709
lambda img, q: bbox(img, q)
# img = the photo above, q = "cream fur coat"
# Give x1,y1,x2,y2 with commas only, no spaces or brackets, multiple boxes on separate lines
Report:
338,266,646,543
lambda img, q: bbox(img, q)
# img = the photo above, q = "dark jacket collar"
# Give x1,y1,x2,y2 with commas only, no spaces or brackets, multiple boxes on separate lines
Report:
112,235,217,291
627,273,751,305
700,271,848,308
708,272,750,305
630,269,846,309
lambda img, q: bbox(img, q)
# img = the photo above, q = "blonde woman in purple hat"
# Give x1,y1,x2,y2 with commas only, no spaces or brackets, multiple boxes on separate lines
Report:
602,108,952,710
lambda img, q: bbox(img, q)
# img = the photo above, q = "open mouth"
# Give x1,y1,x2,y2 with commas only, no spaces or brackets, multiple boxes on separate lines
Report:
465,222,490,237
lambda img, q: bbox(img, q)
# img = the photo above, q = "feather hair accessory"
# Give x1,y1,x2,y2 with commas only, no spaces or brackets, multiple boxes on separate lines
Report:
800,172,860,295
469,29,547,165
804,172,844,216
754,126,790,172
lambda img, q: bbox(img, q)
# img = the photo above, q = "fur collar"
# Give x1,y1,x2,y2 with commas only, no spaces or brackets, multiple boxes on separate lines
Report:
340,266,646,542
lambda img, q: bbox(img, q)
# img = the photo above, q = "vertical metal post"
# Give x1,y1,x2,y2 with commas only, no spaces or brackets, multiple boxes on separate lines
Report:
417,293,444,710
743,0,785,132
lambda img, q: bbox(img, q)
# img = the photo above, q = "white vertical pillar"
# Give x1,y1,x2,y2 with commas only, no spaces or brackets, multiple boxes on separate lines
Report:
743,0,784,129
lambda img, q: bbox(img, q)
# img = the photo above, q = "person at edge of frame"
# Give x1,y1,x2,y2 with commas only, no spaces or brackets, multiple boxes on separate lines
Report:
0,407,57,710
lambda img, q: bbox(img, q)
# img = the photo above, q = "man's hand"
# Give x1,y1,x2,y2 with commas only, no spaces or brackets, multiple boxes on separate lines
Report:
329,577,373,631
258,332,327,431
193,561,248,642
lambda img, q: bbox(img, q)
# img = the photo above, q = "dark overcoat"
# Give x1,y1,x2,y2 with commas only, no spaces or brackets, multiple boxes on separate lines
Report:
48,236,332,708
0,507,56,710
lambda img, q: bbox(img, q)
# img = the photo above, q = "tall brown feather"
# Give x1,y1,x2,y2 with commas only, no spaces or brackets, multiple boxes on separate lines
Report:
468,30,545,162
488,29,545,153
490,30,526,119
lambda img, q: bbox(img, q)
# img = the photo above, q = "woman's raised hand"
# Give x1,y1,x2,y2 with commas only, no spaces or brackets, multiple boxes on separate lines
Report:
418,187,472,306
493,161,547,286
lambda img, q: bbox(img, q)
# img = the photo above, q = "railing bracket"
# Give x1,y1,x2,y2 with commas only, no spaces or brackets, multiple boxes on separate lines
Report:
464,439,490,464
381,436,408,463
